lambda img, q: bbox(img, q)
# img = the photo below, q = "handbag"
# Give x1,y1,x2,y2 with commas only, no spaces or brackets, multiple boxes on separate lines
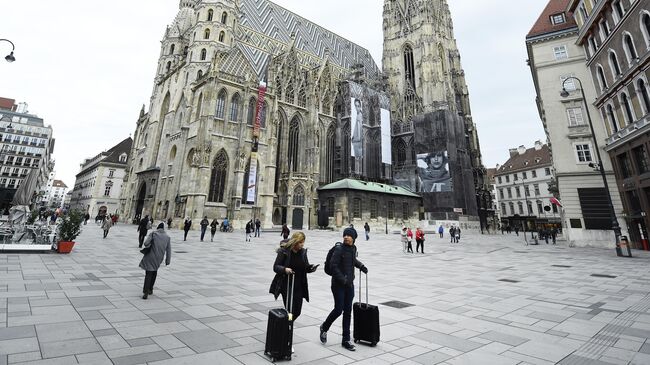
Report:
140,234,154,255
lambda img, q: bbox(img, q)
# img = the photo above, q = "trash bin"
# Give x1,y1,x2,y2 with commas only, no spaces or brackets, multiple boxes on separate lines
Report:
616,236,633,257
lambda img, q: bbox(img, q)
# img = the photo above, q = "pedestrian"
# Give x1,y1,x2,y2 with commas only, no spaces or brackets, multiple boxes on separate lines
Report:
449,226,456,243
364,222,370,241
551,227,557,245
137,215,150,248
200,216,209,242
167,217,172,229
139,223,171,300
246,220,253,242
455,226,461,243
255,218,261,237
183,217,192,241
269,232,318,351
83,212,90,225
319,227,367,352
222,217,230,232
281,223,290,240
514,225,519,236
416,226,425,253
400,226,408,253
210,218,218,242
50,212,57,225
101,215,113,238
501,224,504,235
438,224,444,238
406,227,414,253
111,214,118,225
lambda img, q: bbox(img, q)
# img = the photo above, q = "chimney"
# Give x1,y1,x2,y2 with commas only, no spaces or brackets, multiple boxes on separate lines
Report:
518,145,527,155
534,140,543,151
509,148,518,157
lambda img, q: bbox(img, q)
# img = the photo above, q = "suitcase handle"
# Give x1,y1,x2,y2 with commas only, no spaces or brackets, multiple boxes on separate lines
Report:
358,269,368,305
286,273,295,320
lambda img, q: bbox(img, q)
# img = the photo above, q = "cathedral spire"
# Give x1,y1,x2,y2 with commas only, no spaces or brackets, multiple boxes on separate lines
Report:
179,0,197,9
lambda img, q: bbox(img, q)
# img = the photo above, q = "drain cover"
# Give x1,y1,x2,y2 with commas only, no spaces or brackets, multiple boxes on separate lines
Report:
498,279,520,283
591,274,617,278
174,251,189,254
380,300,414,309
552,265,572,268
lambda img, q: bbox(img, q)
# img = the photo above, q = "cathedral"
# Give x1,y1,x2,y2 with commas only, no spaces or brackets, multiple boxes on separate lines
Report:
119,0,486,229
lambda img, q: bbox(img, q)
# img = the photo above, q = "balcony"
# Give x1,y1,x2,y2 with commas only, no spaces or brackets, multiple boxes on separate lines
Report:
605,115,650,147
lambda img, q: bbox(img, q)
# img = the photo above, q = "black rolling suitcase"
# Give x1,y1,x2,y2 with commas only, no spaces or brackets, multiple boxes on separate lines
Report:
353,270,380,346
264,274,294,362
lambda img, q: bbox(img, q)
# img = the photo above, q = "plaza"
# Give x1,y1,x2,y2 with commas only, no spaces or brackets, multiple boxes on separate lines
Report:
1,224,650,365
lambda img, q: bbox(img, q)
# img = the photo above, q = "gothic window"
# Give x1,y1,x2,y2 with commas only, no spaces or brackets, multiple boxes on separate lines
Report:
247,97,256,126
221,12,228,24
208,150,228,202
342,123,350,175
370,199,378,219
207,9,213,21
160,92,170,120
279,183,288,205
274,115,285,193
288,117,300,172
196,93,204,117
200,48,207,60
352,198,362,219
165,61,171,73
285,80,294,104
637,79,650,114
298,87,307,108
367,131,381,180
204,28,210,40
623,33,638,62
219,31,225,42
230,94,240,121
241,158,253,203
215,89,227,119
169,145,177,160
260,102,267,128
403,44,416,92
169,44,175,55
293,185,305,206
275,75,282,100
396,139,407,165
322,94,331,115
324,124,336,183
609,51,622,76
197,70,203,79
438,43,446,75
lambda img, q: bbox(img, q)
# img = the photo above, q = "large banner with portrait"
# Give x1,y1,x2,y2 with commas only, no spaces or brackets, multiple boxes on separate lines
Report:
380,108,391,165
350,98,363,158
245,153,258,203
416,151,453,192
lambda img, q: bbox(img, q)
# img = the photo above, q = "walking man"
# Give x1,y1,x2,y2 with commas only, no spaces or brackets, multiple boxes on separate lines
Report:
449,226,456,243
83,212,90,225
199,216,209,242
255,218,261,237
415,226,425,253
183,217,192,241
319,227,367,352
102,215,113,238
438,225,444,238
364,222,370,241
139,223,171,299
137,215,150,248
245,220,253,242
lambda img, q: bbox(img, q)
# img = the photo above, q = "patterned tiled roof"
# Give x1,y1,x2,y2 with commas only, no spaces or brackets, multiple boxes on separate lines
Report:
526,0,576,39
238,0,380,80
496,145,552,175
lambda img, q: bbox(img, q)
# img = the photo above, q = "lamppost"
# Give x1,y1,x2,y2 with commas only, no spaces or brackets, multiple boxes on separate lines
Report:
561,76,622,247
0,39,16,63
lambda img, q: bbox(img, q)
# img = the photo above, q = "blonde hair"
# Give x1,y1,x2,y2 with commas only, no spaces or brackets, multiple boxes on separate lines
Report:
281,232,306,250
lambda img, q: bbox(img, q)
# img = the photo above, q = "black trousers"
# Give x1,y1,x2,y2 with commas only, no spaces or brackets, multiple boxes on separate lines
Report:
143,270,157,294
407,241,413,253
280,285,303,321
103,229,109,238
184,229,189,241
138,231,147,247
416,239,424,252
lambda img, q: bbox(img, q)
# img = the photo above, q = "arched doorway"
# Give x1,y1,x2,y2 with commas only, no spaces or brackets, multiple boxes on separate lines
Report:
292,208,303,229
135,183,146,219
273,208,282,225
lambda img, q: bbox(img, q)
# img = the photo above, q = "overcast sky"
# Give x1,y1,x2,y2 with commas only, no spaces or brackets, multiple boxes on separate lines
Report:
0,0,549,188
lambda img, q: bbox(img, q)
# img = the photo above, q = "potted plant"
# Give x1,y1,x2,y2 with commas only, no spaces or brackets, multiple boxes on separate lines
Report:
56,210,84,253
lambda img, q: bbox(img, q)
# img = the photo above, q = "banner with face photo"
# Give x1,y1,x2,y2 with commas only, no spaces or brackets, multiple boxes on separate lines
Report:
350,98,363,158
380,108,392,165
245,153,258,203
416,151,453,193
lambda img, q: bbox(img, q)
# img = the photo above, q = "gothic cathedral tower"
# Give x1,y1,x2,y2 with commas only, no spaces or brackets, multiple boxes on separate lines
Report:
383,0,488,220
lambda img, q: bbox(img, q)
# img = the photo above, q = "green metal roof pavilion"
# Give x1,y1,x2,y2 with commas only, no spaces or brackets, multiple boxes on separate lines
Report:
318,179,420,198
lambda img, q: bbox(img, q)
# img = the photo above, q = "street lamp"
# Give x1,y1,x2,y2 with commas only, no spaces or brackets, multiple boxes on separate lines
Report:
561,76,622,248
0,39,16,63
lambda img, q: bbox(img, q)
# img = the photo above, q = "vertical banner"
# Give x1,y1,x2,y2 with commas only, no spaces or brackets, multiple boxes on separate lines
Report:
253,82,267,138
351,98,363,158
380,108,392,164
246,153,258,203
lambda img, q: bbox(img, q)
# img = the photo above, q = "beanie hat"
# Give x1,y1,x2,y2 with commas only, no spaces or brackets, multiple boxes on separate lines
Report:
157,222,165,229
343,227,357,240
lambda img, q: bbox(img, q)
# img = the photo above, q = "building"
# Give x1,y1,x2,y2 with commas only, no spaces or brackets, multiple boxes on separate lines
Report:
494,142,561,231
567,0,650,248
119,0,485,229
47,180,67,209
382,0,487,222
70,138,132,219
0,98,55,213
485,167,500,231
527,0,627,247
63,191,72,210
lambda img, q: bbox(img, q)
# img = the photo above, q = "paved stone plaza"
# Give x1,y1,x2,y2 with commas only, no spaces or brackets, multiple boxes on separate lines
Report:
1,224,650,365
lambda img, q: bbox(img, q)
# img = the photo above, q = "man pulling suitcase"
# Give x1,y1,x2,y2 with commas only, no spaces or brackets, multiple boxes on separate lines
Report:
319,227,368,351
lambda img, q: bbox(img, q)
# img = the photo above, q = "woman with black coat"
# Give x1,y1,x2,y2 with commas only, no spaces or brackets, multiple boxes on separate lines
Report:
269,232,318,322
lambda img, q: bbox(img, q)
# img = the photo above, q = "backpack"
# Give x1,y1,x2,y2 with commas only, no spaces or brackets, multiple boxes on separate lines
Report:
324,242,342,276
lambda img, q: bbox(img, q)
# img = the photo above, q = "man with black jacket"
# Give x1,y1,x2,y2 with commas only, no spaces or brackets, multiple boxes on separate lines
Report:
137,215,150,248
319,227,368,352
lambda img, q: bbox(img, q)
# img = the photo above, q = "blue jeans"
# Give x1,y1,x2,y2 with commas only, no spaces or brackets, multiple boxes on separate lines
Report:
322,284,355,342
200,226,207,241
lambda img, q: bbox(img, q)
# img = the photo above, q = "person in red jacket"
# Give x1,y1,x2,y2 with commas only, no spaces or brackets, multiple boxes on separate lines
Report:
406,227,414,253
415,227,425,253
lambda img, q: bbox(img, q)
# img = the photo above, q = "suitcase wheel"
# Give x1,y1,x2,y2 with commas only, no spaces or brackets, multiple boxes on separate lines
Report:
371,342,377,347
354,339,359,343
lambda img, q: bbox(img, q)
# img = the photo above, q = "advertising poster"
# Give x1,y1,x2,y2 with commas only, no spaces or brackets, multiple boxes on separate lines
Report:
416,151,453,192
380,108,392,165
246,153,258,203
350,98,363,157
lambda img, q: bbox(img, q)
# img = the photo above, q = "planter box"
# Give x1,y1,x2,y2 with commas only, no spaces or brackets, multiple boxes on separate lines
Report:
57,241,75,254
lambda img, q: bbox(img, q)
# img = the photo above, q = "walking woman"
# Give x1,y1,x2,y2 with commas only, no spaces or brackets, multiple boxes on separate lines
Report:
281,224,290,240
139,223,172,299
406,227,414,253
183,217,192,241
210,218,218,242
101,215,113,238
269,232,318,331
400,226,408,253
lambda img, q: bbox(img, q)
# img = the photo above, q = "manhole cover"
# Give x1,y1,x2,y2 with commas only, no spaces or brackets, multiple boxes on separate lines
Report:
551,265,572,268
498,279,520,283
174,251,189,254
591,274,617,278
513,251,529,254
380,300,414,309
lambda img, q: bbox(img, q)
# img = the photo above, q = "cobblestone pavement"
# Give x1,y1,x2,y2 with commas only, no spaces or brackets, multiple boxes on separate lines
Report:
1,224,650,364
